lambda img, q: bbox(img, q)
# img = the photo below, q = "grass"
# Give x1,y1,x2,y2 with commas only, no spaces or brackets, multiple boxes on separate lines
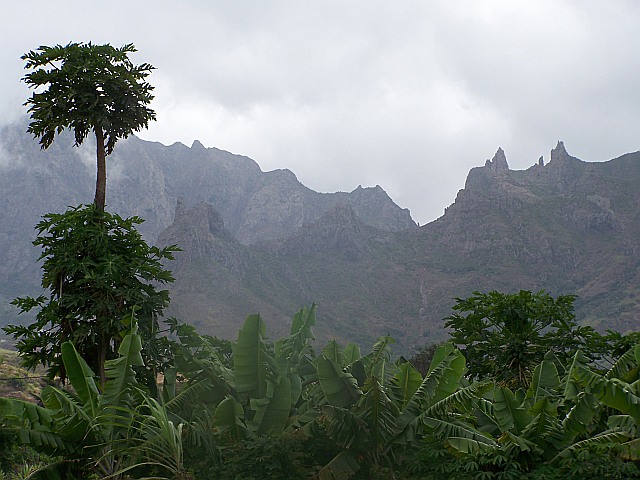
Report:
0,348,48,402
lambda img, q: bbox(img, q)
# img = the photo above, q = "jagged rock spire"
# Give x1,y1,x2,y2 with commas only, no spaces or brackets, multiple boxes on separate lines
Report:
550,141,569,163
484,147,510,173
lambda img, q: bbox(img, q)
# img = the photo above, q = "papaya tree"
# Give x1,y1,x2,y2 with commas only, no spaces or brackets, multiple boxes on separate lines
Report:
22,42,156,211
445,290,597,389
8,43,168,388
5,207,179,387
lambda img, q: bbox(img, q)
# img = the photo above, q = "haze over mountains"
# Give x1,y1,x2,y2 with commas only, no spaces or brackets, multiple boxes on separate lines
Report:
1,120,638,352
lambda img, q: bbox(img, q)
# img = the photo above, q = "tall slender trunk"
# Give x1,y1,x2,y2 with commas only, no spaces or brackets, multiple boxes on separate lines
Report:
94,128,107,211
98,328,108,389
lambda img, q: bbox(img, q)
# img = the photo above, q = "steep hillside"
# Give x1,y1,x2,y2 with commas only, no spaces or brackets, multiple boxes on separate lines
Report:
157,142,640,352
410,142,640,340
1,118,638,353
0,120,415,324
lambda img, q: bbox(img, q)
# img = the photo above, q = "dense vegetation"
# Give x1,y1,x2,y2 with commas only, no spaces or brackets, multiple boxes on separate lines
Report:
2,41,639,479
1,299,640,479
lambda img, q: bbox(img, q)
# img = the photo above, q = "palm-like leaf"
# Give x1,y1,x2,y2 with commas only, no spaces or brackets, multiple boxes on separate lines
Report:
359,335,395,381
425,381,492,418
390,362,422,411
315,450,361,480
316,356,362,408
520,397,563,460
233,314,269,398
250,375,292,435
213,395,246,440
552,429,631,462
424,416,496,448
605,344,640,382
525,360,560,407
322,405,368,449
574,362,640,421
343,343,361,366
60,342,99,416
0,398,69,453
359,377,399,453
100,326,144,407
493,386,532,434
560,391,596,443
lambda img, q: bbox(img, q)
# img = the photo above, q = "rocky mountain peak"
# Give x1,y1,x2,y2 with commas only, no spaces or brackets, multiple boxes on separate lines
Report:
484,147,510,173
168,199,230,243
550,141,569,163
190,140,206,150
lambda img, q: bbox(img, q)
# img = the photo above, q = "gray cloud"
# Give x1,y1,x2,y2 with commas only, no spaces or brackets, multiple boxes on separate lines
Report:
2,1,639,223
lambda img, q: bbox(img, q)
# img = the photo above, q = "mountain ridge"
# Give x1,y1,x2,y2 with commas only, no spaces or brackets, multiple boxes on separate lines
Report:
1,120,638,352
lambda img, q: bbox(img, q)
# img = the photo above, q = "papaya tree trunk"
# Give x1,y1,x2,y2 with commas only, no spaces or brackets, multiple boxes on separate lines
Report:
98,328,108,388
94,128,106,211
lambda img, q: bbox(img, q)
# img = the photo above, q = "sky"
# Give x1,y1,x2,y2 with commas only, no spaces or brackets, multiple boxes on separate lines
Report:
2,1,640,225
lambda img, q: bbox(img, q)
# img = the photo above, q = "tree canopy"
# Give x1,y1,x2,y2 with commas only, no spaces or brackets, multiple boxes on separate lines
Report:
5,206,178,387
22,42,156,210
444,290,597,389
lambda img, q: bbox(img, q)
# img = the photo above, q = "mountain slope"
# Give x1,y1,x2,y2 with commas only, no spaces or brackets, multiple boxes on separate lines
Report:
0,120,415,327
1,119,638,352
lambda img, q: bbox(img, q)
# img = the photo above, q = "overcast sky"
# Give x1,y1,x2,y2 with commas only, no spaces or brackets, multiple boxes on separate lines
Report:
2,1,639,224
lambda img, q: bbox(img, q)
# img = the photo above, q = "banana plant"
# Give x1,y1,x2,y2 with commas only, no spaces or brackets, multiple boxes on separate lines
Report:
0,321,193,479
213,304,319,439
449,347,640,471
315,342,491,480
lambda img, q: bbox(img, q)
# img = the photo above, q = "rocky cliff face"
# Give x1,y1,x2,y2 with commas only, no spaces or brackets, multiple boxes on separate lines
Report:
1,118,638,353
417,142,640,337
106,133,416,245
0,120,414,316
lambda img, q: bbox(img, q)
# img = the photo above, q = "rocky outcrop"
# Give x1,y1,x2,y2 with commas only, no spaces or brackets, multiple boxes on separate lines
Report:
282,204,380,261
2,118,639,352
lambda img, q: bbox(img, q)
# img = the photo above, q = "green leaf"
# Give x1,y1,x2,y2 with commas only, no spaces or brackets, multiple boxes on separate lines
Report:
101,326,144,406
606,344,640,382
424,416,496,447
60,342,98,417
213,396,245,439
316,356,362,407
493,386,532,434
316,450,361,480
323,340,344,367
447,436,496,454
427,343,456,375
526,359,560,406
359,377,399,449
343,343,361,365
398,349,465,436
561,392,596,443
251,375,292,435
391,362,422,410
574,362,640,422
0,397,70,453
552,430,631,463
233,314,269,398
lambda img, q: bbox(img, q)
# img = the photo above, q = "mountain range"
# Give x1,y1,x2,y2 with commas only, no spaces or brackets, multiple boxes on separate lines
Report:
1,120,638,353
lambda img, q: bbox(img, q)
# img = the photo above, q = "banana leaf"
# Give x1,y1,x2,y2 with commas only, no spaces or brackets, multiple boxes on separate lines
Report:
316,356,362,407
233,314,269,398
251,375,292,435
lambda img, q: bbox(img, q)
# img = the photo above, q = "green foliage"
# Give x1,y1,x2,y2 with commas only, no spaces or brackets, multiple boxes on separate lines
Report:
22,42,155,154
445,290,596,389
0,320,197,479
204,431,320,480
22,42,156,210
3,300,640,479
5,205,178,386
